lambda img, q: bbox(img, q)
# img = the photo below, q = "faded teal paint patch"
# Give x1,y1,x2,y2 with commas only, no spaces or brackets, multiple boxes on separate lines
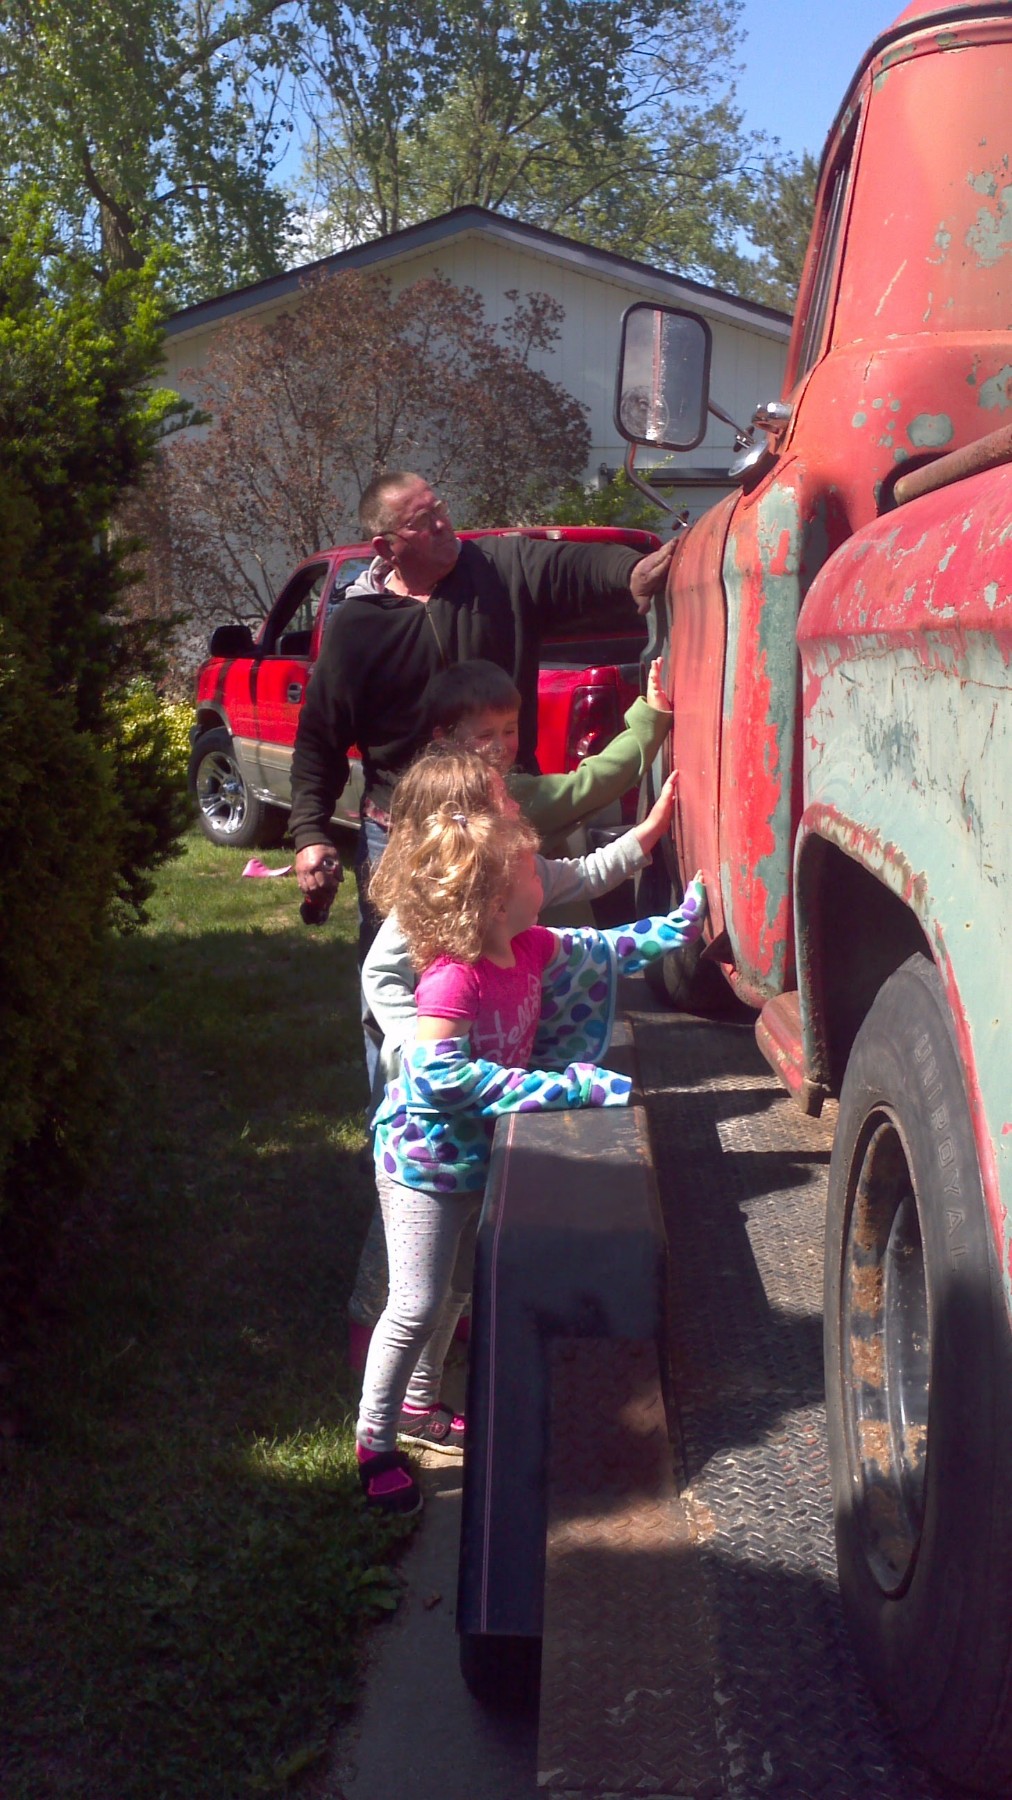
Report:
908,413,954,448
894,448,910,463
966,184,1012,267
872,397,884,410
803,630,1011,1272
721,482,803,994
931,225,952,264
984,581,1000,611
980,366,1012,411
852,411,867,428
970,170,998,198
938,545,957,572
890,399,901,413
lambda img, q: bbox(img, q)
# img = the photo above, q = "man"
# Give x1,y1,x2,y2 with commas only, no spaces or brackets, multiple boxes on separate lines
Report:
291,469,675,945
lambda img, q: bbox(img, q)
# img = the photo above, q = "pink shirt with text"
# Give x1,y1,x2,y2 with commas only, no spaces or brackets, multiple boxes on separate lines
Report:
415,926,556,1068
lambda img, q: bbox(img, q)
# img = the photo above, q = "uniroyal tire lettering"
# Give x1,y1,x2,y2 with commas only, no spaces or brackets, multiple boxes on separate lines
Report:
916,1026,965,1258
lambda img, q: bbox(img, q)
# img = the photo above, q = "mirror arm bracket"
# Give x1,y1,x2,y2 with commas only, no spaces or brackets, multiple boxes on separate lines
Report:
622,441,681,516
708,398,752,452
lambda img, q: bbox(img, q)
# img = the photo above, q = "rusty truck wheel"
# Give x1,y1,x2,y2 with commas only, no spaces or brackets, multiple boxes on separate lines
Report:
824,954,1012,1793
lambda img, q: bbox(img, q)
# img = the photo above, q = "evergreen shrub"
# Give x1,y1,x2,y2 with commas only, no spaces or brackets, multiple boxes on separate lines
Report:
0,200,185,1219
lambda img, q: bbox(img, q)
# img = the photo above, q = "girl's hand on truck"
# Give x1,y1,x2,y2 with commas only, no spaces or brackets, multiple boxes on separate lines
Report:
634,770,678,856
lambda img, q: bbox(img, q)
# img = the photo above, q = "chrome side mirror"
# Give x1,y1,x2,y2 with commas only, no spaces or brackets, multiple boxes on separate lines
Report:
614,305,712,452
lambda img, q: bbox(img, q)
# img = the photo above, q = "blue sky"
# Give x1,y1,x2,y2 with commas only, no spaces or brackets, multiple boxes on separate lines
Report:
734,0,902,161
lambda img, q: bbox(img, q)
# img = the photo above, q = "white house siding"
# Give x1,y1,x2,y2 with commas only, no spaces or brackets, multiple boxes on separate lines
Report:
163,210,791,527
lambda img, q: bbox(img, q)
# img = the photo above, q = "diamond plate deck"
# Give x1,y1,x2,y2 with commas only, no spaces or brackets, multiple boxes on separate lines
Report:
536,1005,965,1800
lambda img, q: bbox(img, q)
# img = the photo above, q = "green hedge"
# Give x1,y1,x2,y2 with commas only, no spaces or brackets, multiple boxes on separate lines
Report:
0,201,187,1220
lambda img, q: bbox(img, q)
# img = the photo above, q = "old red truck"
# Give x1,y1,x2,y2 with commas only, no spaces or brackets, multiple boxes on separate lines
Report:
189,525,656,849
617,0,1012,1788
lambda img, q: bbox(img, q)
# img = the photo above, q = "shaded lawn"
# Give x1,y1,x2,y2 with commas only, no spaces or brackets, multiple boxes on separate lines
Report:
0,831,414,1799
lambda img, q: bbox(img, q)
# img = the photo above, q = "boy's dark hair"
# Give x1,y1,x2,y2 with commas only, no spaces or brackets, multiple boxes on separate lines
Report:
423,659,521,734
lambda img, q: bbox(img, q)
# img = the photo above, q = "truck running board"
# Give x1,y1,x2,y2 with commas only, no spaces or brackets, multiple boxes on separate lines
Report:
755,990,826,1117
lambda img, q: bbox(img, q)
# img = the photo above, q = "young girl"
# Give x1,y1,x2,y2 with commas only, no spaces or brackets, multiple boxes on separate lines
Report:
347,739,684,1362
354,747,705,1514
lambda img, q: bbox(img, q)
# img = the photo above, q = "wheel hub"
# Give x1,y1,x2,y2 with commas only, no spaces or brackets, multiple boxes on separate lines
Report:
198,752,247,833
841,1111,930,1596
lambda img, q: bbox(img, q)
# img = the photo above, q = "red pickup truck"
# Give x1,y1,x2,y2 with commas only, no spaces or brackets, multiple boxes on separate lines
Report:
189,524,657,848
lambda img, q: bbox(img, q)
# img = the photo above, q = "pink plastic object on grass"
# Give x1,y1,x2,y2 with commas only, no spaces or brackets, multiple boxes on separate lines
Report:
242,858,294,878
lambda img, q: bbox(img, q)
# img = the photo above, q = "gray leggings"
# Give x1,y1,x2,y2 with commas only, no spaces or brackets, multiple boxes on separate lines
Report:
355,1169,481,1453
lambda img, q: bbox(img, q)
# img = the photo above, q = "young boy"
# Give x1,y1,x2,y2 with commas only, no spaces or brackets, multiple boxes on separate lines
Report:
425,655,672,862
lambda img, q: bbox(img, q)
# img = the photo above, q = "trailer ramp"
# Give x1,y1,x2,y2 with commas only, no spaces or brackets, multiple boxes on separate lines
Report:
536,1007,959,1800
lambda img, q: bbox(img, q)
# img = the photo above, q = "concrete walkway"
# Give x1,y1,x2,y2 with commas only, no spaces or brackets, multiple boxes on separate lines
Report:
326,1451,538,1800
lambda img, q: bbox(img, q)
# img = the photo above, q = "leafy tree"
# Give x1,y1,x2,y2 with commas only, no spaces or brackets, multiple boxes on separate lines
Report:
136,267,591,660
299,0,664,240
543,468,664,532
295,0,794,298
0,0,300,301
0,197,187,1214
741,151,819,309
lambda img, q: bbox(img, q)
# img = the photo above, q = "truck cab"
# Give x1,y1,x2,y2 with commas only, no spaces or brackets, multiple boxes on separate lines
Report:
617,2,1012,1788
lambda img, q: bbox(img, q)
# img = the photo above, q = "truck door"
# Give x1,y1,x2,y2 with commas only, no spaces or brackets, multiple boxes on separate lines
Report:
714,115,859,1004
250,560,333,804
252,552,370,818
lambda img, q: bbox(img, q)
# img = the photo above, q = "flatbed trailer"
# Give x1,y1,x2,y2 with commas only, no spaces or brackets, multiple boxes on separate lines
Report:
457,993,968,1798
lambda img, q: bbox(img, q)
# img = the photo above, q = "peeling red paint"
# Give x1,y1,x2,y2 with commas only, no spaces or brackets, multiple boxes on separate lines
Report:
656,0,1009,1289
770,529,793,577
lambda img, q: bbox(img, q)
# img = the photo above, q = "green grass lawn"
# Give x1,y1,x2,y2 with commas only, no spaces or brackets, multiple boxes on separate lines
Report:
0,830,414,1799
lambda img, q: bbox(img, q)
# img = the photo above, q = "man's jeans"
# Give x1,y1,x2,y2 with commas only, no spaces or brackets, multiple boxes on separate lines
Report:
354,813,389,1092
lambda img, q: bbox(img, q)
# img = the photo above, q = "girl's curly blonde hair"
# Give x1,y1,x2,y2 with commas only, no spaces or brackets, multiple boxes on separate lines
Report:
368,744,540,969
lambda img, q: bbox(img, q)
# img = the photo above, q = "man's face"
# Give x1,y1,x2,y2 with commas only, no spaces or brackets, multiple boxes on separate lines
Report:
446,706,520,773
378,478,460,580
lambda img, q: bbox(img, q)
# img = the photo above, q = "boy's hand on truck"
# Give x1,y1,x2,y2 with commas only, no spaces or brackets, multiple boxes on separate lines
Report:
645,656,672,713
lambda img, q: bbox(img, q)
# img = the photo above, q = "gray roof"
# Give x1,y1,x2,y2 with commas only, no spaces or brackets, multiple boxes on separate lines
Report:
164,205,792,341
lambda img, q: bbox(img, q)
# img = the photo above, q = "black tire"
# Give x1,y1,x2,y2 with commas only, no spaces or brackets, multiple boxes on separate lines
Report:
188,727,287,849
633,765,748,1018
458,1632,540,1710
824,953,1012,1792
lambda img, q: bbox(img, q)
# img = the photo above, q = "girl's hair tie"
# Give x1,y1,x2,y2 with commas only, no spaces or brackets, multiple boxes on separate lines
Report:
452,812,467,824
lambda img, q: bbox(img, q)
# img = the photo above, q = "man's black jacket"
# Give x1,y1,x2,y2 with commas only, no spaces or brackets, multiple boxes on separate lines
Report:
287,534,641,850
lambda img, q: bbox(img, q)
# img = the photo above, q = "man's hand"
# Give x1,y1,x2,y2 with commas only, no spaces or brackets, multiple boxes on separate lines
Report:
630,537,677,615
633,770,677,857
645,655,672,713
296,842,343,897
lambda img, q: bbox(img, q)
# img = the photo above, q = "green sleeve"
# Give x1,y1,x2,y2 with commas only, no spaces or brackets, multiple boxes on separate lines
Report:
511,697,671,837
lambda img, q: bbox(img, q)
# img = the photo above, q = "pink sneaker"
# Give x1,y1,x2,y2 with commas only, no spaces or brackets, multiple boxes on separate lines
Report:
397,1403,465,1457
356,1444,423,1515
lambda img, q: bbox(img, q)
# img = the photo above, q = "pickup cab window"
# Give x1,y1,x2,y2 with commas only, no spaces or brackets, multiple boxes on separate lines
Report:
792,112,859,385
262,564,330,657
